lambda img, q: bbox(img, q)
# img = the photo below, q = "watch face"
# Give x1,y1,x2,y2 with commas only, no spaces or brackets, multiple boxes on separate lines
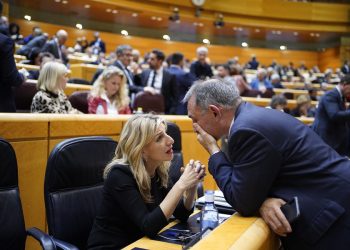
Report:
192,0,205,6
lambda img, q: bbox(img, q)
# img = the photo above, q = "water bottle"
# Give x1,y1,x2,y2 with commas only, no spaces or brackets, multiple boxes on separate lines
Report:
134,107,144,114
200,190,219,232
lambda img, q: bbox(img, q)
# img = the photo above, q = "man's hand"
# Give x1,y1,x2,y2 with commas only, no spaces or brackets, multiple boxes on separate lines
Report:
143,86,157,95
259,198,292,237
193,123,220,155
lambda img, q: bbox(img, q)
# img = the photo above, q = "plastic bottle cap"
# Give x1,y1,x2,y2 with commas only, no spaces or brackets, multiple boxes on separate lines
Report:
205,190,214,203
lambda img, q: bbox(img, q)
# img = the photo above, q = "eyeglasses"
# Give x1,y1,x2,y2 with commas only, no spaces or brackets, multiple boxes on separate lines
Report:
158,228,200,243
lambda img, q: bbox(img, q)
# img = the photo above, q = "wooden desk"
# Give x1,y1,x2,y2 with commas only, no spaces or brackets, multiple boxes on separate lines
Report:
68,54,97,64
124,214,279,250
242,96,318,109
273,88,324,98
14,54,27,63
70,63,103,81
282,82,333,91
16,63,40,71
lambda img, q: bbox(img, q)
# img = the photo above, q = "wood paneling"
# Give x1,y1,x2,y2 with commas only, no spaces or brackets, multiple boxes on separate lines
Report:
13,19,332,68
318,47,341,72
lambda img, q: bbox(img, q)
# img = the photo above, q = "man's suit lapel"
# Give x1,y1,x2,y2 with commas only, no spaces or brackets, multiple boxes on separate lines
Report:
143,69,151,87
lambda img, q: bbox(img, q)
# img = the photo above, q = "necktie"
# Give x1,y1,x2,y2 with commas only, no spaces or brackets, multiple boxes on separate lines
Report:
151,70,157,87
343,96,347,109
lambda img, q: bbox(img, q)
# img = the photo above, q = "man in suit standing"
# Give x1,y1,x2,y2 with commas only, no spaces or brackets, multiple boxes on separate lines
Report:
136,49,177,114
190,46,213,80
312,75,350,156
41,29,68,64
89,32,106,55
184,79,350,249
167,52,195,115
341,60,350,75
0,1,25,112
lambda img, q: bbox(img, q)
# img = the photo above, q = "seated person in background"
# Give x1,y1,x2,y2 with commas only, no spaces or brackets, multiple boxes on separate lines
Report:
30,61,81,113
88,66,131,114
27,52,55,80
290,94,315,117
250,68,273,93
229,65,251,95
267,94,288,112
215,64,235,86
88,114,205,249
8,22,23,43
270,73,284,89
308,88,319,101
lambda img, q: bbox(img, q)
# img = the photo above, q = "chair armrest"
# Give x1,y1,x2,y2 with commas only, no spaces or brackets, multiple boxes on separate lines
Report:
26,227,56,250
52,238,79,250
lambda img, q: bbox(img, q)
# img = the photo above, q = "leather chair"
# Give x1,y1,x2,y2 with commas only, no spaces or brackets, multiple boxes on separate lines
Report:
0,138,56,250
13,80,38,112
166,122,183,185
44,136,117,249
283,92,294,100
166,123,204,197
68,91,89,114
133,92,165,114
69,78,91,85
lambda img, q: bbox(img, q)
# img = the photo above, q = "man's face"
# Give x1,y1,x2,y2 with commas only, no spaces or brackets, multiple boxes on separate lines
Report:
120,49,133,67
197,52,207,63
187,96,222,140
147,53,161,70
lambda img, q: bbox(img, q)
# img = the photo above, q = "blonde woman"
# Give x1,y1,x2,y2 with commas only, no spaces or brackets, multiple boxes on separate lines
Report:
30,61,80,113
88,114,205,249
88,66,131,114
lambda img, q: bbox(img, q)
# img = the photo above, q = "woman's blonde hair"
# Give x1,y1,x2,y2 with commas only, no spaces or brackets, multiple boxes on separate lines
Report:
104,114,169,203
90,66,129,109
37,61,68,93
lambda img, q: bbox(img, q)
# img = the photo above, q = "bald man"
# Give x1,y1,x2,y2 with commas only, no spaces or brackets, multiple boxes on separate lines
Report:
42,29,68,64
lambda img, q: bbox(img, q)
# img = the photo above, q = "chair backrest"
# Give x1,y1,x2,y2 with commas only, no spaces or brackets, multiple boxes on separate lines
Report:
0,139,26,250
14,81,38,112
133,92,165,114
68,91,90,114
261,89,275,98
44,136,117,249
283,92,294,100
69,78,91,85
166,122,183,185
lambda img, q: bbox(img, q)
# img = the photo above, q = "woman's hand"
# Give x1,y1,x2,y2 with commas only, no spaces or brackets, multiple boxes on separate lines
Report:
178,160,205,191
259,198,292,237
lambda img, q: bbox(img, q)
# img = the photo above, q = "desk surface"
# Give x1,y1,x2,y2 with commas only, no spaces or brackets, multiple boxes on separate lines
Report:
124,214,279,250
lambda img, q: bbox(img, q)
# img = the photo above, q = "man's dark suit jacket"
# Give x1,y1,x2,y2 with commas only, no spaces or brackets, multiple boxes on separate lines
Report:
190,60,213,80
341,65,350,75
89,39,106,53
0,34,24,112
16,35,47,57
312,88,350,156
41,39,68,64
167,65,195,115
136,69,178,114
209,102,350,249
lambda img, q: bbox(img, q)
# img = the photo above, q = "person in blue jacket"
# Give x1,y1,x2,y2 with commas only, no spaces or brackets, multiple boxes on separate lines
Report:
185,79,350,250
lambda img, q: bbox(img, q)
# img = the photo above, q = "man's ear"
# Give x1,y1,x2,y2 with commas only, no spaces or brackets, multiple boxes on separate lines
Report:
208,105,221,118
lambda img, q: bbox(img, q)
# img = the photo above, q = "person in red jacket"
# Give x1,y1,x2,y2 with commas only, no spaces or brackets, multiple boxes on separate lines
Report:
88,66,131,114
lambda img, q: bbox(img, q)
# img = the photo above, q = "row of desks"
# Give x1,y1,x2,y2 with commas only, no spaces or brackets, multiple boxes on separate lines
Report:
124,213,279,250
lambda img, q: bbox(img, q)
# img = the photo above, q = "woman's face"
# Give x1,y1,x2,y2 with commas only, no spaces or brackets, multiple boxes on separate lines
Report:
142,124,174,169
58,72,68,90
104,75,121,98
